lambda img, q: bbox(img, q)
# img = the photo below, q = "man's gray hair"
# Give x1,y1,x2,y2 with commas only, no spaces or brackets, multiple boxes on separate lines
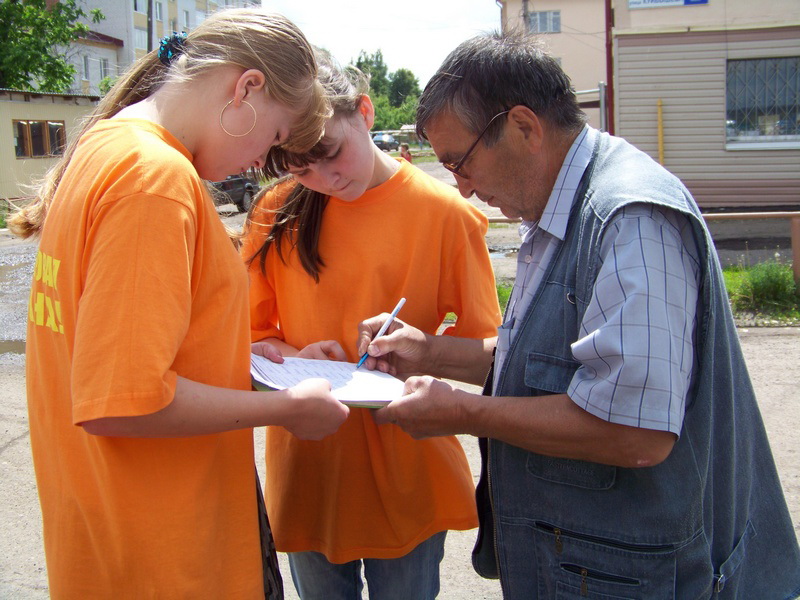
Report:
416,30,587,144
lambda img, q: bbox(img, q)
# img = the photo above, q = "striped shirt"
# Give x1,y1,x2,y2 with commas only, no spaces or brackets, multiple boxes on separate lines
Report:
493,126,701,436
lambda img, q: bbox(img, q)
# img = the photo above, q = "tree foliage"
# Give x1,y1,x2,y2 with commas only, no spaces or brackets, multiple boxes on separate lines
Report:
0,0,104,92
388,68,420,109
355,49,390,98
353,50,421,129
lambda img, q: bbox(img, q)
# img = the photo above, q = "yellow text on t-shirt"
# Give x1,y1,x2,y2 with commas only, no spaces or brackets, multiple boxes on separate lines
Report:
28,250,64,334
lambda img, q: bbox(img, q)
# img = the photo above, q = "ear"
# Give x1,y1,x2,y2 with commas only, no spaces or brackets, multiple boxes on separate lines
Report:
506,105,545,154
356,94,375,130
233,69,267,104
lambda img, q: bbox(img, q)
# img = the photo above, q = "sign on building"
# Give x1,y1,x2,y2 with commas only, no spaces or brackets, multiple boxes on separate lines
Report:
629,0,708,8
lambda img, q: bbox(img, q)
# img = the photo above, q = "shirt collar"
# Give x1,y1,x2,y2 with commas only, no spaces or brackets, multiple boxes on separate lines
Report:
520,125,596,241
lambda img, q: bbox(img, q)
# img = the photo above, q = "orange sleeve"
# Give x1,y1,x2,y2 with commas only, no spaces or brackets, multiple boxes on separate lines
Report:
241,189,284,343
71,193,195,424
438,205,502,338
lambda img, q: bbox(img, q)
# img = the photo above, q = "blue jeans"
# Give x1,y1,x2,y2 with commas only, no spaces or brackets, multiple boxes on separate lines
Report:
287,531,447,600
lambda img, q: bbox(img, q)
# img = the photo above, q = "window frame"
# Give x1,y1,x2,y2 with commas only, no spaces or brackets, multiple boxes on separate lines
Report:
725,55,800,151
527,10,561,34
13,120,66,159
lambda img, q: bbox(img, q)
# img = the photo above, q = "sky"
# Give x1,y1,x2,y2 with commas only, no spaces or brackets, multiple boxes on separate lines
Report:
260,0,502,88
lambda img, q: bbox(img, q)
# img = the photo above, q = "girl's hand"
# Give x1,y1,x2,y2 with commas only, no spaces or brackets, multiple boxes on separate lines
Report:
252,341,284,363
282,378,349,440
297,340,347,361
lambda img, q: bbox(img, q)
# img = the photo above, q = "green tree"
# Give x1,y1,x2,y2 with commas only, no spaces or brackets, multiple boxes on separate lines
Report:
355,49,389,98
0,0,104,92
98,74,117,95
388,68,420,108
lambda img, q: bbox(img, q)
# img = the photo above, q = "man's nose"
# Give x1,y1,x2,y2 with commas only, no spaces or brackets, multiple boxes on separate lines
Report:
454,173,475,199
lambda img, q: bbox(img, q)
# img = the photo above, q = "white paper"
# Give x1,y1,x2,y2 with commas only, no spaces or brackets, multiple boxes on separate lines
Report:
250,354,404,408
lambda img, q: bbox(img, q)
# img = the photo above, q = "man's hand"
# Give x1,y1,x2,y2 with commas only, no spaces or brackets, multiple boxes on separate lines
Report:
356,316,430,376
281,378,350,440
373,376,467,439
297,340,347,361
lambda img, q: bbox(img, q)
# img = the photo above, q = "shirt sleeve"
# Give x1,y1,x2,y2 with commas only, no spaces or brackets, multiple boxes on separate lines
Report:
567,204,701,436
71,193,196,423
438,207,503,339
240,197,283,343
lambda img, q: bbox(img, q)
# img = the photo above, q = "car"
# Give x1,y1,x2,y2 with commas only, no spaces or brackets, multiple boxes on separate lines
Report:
211,174,260,213
372,132,399,151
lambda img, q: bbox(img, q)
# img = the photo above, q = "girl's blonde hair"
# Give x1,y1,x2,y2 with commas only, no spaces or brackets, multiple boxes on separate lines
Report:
9,8,330,239
247,49,370,282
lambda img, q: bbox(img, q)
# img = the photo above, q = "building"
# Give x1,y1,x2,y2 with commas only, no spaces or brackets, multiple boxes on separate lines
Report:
497,0,800,209
497,0,608,128
612,0,799,208
68,0,260,96
0,1,259,202
0,89,99,200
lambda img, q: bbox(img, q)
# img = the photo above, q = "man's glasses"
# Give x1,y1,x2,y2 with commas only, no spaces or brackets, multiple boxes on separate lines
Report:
442,110,510,178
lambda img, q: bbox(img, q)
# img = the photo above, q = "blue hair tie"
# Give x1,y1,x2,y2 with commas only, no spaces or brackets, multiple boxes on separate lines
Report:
158,32,188,66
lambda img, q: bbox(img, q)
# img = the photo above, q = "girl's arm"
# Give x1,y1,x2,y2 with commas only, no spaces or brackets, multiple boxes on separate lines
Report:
80,376,349,440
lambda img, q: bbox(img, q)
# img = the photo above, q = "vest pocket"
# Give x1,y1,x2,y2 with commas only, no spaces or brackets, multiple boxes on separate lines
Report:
524,351,580,394
507,520,681,598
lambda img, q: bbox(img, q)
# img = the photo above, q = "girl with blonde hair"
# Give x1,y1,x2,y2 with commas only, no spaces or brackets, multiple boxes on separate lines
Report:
11,9,349,598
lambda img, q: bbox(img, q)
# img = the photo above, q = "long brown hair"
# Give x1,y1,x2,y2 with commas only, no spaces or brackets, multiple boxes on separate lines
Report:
247,49,369,282
9,9,329,239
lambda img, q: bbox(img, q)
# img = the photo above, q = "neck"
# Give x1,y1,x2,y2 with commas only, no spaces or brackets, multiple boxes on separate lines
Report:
367,145,401,189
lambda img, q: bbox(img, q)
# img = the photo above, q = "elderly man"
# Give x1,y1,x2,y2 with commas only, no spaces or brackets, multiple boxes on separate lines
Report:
358,31,800,598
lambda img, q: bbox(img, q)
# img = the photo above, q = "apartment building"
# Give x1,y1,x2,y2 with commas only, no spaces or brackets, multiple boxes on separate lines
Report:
69,0,260,96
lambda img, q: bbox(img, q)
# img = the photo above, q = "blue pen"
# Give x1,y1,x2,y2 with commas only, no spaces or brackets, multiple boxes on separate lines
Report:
356,297,406,369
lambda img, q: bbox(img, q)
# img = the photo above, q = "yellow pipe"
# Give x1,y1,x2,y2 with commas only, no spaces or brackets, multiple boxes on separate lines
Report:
657,99,664,166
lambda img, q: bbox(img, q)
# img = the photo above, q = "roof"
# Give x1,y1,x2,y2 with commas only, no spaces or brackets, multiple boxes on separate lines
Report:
0,88,101,101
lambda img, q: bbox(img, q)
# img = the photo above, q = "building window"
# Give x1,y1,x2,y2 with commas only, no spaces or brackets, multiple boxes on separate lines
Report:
82,55,90,80
13,120,66,158
155,1,163,20
170,18,177,31
527,10,561,34
133,0,145,13
182,10,190,30
100,58,111,79
134,27,148,50
726,56,800,148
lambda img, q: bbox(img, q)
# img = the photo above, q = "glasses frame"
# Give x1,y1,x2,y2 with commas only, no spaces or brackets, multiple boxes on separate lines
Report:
442,110,510,178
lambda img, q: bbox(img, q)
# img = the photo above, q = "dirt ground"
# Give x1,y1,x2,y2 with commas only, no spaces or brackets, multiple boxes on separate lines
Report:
1,162,798,598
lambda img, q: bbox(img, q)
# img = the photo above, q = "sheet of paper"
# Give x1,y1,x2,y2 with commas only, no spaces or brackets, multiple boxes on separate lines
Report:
250,354,404,408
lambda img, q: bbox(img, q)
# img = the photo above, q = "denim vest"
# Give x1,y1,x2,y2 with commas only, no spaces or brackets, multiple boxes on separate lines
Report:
472,132,800,598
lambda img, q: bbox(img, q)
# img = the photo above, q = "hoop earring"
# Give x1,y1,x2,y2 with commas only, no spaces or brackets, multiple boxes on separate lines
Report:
219,99,257,138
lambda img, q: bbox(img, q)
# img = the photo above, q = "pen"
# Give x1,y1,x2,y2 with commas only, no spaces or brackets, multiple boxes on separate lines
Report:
356,297,406,369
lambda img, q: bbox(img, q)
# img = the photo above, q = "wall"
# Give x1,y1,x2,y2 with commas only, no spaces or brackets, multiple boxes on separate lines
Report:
0,92,97,200
615,26,800,208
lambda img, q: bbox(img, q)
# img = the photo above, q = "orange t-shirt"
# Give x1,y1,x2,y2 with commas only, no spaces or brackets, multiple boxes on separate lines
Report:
242,159,502,563
26,119,263,598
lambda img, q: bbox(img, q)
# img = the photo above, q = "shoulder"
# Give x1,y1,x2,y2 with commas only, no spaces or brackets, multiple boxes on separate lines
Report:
80,120,205,210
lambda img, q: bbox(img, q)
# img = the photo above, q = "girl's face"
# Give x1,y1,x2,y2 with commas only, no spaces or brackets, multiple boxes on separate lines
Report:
285,108,381,202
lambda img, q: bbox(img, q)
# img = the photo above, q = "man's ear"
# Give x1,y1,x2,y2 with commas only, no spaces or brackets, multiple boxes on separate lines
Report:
506,105,545,154
234,68,267,104
357,94,376,130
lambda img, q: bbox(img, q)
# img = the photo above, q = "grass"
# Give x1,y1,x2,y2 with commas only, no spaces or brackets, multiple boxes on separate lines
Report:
723,260,800,325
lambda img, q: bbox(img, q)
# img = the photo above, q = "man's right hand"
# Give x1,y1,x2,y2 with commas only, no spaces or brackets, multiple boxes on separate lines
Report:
356,316,431,377
281,378,349,440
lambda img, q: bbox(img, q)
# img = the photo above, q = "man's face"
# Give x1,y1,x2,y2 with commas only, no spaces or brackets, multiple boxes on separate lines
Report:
425,109,550,223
